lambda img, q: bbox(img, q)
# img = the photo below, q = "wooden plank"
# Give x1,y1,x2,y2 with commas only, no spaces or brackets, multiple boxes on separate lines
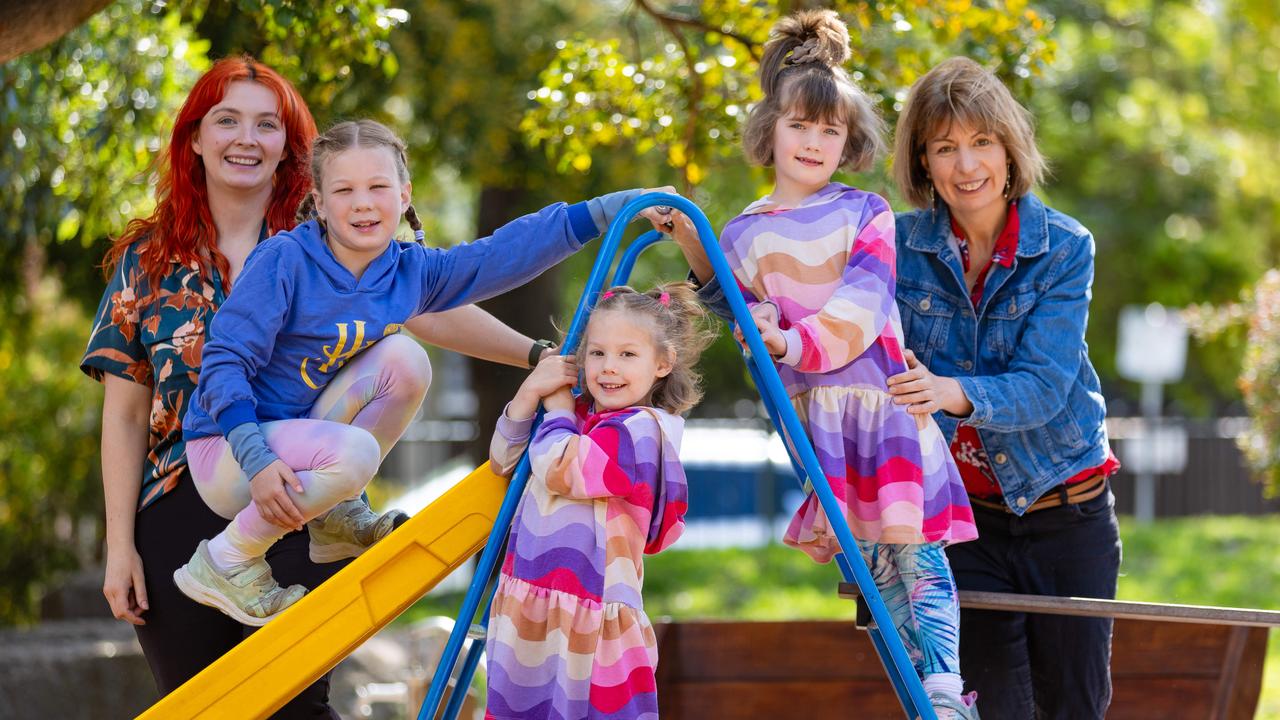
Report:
659,681,905,720
837,584,1280,627
1110,621,1232,676
1226,627,1269,720
1108,677,1218,720
652,620,1269,720
656,620,885,681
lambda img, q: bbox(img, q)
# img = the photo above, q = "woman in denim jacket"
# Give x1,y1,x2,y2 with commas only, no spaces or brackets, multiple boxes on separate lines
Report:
885,57,1121,719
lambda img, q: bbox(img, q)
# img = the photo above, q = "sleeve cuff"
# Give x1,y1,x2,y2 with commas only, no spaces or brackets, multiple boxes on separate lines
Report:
566,202,598,244
496,402,535,442
216,400,259,436
778,327,804,366
226,422,279,480
955,377,991,426
692,274,733,324
542,409,577,424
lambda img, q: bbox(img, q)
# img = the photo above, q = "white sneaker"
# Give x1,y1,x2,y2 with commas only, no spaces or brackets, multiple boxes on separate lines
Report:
930,691,981,720
173,540,306,627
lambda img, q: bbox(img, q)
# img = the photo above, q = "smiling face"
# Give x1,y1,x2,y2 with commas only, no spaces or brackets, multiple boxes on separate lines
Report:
312,145,411,275
771,111,847,203
192,80,286,195
923,119,1010,226
582,311,673,412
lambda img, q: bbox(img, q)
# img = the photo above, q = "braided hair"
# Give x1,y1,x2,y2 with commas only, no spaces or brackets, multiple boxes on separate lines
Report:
296,119,425,242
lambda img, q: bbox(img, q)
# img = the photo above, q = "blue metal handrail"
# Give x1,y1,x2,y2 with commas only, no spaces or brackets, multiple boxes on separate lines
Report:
418,193,934,720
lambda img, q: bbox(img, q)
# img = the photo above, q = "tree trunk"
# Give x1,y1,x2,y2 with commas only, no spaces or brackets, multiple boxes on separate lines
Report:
0,0,112,63
465,185,565,462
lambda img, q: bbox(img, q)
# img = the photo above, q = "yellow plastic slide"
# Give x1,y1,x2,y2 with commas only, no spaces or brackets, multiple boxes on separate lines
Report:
138,463,508,720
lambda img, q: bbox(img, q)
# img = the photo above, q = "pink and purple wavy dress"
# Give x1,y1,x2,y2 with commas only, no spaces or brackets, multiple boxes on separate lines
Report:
720,183,977,559
485,400,687,720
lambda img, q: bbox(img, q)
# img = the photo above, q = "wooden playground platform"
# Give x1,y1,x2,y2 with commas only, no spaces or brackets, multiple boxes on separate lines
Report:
652,588,1279,719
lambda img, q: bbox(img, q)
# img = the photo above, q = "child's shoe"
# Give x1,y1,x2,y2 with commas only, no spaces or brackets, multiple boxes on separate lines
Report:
307,498,409,563
173,539,307,627
930,691,980,720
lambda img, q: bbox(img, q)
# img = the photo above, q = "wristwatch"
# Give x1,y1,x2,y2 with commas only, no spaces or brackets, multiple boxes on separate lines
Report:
528,339,556,368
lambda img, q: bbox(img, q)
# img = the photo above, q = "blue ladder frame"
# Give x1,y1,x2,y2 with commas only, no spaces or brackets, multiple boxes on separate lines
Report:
417,193,935,720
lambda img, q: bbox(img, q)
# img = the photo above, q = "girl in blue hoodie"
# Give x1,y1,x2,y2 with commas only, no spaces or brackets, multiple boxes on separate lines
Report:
178,119,672,625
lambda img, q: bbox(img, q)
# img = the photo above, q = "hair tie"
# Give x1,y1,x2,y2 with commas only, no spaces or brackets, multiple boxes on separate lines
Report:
601,290,615,300
414,229,425,243
658,292,670,306
786,37,825,66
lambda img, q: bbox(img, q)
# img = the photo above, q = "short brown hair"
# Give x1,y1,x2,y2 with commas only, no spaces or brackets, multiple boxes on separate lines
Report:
742,9,886,173
893,57,1047,208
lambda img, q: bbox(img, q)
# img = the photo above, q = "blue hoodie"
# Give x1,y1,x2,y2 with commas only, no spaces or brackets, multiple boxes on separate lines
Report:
184,200,598,441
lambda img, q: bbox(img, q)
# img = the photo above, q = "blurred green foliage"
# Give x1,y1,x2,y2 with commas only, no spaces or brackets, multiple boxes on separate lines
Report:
0,281,104,623
0,0,401,624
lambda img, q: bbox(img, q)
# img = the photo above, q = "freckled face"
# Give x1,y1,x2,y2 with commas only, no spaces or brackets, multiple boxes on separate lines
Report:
192,81,286,194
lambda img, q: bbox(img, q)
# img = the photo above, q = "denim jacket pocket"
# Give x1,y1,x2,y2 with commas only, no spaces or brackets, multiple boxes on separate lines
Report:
898,285,957,367
985,289,1037,360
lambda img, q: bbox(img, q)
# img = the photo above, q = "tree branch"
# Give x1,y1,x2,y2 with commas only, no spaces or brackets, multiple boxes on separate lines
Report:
633,0,762,62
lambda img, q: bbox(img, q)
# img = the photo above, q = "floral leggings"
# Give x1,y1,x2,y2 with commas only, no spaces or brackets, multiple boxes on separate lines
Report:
857,539,961,678
187,334,431,562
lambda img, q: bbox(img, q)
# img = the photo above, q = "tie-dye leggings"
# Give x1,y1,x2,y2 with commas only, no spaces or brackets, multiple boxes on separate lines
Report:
187,334,431,561
858,539,961,678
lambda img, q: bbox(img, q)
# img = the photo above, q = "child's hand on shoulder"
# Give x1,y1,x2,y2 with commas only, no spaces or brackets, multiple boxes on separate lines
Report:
509,355,577,420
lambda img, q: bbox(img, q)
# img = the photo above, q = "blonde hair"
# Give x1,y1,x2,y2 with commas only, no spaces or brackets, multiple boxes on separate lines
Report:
893,57,1048,208
296,119,423,233
580,282,716,415
741,9,886,173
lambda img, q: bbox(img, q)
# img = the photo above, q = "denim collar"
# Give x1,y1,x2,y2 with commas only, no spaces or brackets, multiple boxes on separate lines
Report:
904,193,1050,259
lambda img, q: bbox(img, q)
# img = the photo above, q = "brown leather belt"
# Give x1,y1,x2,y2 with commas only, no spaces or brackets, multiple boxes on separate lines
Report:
969,474,1108,514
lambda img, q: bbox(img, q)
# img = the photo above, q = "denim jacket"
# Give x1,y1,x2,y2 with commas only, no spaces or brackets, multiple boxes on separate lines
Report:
895,193,1111,514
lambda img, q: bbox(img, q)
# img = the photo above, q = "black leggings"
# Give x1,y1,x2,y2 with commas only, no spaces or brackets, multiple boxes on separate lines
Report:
133,471,349,718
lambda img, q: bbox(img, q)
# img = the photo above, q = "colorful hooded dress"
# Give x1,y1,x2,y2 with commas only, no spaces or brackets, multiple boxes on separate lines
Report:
485,399,687,720
719,183,976,560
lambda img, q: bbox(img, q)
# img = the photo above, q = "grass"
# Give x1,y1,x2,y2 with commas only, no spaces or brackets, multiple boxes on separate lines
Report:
401,514,1280,716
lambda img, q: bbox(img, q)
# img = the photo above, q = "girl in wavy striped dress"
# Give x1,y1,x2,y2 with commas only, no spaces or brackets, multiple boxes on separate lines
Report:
695,10,980,718
484,283,714,720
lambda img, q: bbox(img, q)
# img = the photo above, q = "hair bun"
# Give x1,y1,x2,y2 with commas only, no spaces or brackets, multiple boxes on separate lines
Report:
773,9,851,68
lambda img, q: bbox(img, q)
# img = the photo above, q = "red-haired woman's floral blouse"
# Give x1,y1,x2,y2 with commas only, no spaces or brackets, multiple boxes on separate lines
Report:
81,243,225,510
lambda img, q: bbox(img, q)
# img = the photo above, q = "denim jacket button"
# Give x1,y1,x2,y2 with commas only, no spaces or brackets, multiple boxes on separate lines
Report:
994,452,1008,464
920,297,932,311
1009,301,1018,313
1016,496,1028,508
960,360,973,371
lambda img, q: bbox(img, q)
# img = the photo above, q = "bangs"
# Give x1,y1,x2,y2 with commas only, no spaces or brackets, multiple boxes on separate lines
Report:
778,70,850,126
920,77,1009,147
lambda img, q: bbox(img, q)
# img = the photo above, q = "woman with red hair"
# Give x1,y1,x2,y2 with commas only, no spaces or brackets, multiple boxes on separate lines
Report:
81,57,554,715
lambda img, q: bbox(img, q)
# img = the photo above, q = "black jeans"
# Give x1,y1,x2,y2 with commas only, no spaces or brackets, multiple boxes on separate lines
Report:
133,472,349,718
945,486,1121,720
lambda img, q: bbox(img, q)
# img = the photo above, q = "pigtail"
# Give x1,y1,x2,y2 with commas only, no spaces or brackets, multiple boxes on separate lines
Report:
404,204,425,243
646,281,716,415
295,192,319,225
